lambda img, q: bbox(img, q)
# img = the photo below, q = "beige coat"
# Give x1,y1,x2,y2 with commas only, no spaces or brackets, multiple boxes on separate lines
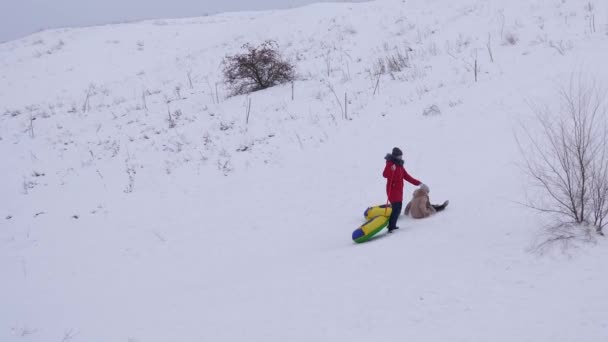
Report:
404,188,436,219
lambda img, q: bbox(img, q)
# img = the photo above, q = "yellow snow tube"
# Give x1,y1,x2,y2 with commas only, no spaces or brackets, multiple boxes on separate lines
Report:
364,204,392,220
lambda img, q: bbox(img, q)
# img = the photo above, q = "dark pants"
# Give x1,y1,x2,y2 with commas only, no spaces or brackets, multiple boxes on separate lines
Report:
388,201,402,229
432,203,447,212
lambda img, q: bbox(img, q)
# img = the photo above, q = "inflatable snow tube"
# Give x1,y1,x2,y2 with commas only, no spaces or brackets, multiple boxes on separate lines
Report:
352,215,390,243
364,204,392,220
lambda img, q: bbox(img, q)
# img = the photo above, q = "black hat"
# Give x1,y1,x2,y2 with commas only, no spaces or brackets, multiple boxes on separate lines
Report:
392,147,403,157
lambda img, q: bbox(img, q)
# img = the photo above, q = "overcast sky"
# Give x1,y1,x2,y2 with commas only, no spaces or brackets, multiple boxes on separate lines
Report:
0,0,366,43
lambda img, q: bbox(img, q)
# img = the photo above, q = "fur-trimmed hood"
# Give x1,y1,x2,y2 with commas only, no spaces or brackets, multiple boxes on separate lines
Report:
384,153,404,166
413,188,428,198
413,184,430,198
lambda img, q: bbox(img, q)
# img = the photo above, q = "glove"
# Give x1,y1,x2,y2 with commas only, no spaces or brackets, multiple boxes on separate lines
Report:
391,165,396,171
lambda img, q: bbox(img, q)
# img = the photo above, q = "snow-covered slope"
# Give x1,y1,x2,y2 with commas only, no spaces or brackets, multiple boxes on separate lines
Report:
2,0,608,341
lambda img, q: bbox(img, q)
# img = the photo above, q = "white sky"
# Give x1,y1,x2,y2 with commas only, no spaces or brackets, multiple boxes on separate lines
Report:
0,0,366,43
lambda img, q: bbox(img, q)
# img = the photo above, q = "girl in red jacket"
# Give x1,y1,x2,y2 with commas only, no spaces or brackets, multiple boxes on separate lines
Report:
383,147,424,232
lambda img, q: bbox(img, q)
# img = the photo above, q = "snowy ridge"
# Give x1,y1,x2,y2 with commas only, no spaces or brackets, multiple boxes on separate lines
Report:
2,0,608,341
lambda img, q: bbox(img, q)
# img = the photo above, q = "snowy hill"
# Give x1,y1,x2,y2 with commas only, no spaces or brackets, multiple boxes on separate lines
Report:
2,0,608,341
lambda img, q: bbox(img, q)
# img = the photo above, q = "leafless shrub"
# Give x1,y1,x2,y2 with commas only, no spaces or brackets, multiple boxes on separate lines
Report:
202,132,213,148
28,113,35,138
82,84,96,113
217,149,233,175
61,327,78,341
530,221,597,255
372,73,381,95
549,40,573,55
535,16,546,30
219,121,234,131
448,99,463,107
426,42,439,57
343,24,357,35
415,85,429,99
446,34,472,54
585,2,596,33
5,109,21,117
236,144,251,152
502,31,518,45
245,98,252,124
422,105,441,116
33,40,64,57
324,49,332,76
472,49,479,82
12,326,37,337
372,46,411,76
325,81,347,120
187,70,194,89
486,34,494,62
141,90,148,110
124,152,135,193
386,51,410,72
497,10,506,41
371,58,386,76
398,65,427,83
205,78,217,104
168,109,182,128
517,75,608,245
22,177,36,194
222,40,295,96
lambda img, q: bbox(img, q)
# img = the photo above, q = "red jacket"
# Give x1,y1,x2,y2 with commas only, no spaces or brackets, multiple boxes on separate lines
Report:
383,159,421,203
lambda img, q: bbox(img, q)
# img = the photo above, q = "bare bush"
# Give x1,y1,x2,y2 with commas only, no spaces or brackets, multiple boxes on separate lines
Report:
324,80,346,120
502,31,518,45
548,40,573,55
33,40,64,57
486,34,494,63
517,75,608,242
585,2,596,33
222,40,295,96
4,109,21,117
28,113,35,138
422,104,441,116
124,152,135,193
372,46,411,76
82,86,94,113
530,221,597,255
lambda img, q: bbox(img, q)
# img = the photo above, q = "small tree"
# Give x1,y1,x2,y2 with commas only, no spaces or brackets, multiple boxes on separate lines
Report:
517,75,608,247
222,40,295,96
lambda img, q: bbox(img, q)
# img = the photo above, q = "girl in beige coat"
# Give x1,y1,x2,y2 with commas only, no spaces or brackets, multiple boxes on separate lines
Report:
404,184,449,218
